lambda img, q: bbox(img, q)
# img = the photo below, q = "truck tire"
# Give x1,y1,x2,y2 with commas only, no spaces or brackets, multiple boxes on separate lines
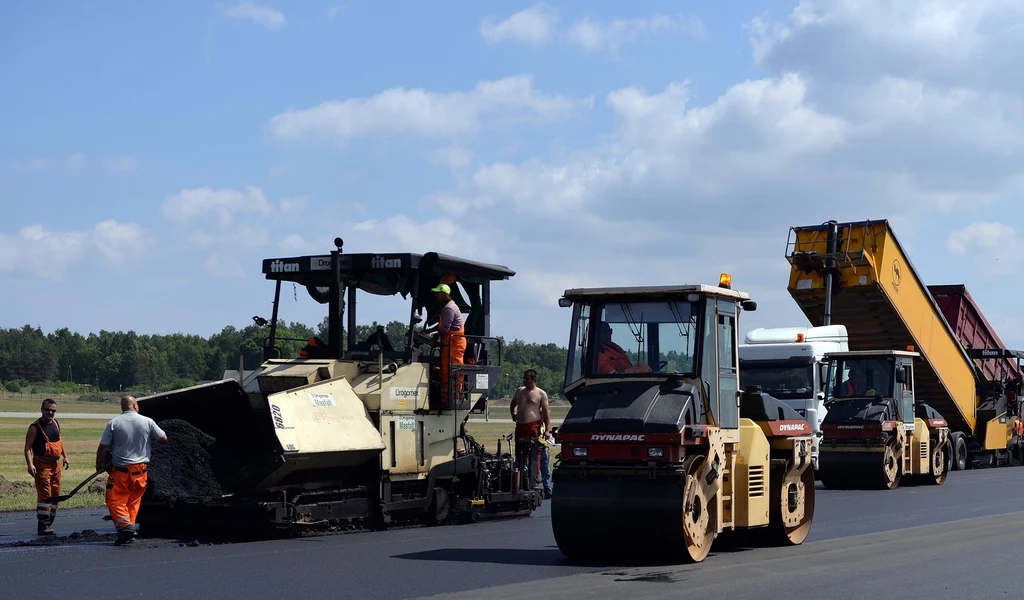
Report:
949,433,967,471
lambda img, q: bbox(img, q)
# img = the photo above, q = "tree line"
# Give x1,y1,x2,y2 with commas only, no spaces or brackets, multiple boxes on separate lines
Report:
0,321,570,400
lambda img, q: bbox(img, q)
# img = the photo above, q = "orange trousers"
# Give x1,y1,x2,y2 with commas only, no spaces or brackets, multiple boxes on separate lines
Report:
106,464,148,533
440,328,467,400
33,458,61,525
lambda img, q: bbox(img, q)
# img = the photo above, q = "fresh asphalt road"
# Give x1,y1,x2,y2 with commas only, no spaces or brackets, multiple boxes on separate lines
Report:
2,468,1023,600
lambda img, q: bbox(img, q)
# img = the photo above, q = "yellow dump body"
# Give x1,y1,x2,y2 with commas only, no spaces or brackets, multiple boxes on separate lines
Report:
786,220,977,434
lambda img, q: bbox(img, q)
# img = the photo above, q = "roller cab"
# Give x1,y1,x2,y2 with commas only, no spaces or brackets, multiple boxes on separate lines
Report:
550,279,815,564
818,350,950,489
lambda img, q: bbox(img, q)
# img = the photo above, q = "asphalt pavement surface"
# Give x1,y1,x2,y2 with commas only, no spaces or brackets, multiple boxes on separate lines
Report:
2,468,1023,600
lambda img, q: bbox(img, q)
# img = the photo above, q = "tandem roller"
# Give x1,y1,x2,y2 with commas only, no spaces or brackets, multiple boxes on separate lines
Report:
550,277,816,564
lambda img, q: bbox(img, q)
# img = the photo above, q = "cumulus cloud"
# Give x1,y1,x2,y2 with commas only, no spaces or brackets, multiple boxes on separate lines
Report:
384,1,1024,344
947,221,1024,278
104,157,138,172
224,2,285,29
267,75,592,144
567,14,706,54
0,220,146,280
479,4,560,47
160,186,274,225
480,6,704,54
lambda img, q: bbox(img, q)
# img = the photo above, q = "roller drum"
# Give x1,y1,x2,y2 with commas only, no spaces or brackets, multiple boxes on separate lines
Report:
818,446,901,490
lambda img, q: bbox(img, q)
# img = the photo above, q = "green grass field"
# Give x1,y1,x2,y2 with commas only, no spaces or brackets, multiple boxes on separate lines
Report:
0,392,121,415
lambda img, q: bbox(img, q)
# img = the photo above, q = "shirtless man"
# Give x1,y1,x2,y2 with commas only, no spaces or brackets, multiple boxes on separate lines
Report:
510,369,551,494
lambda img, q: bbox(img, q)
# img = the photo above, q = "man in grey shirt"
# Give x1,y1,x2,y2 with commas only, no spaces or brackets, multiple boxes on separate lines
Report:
96,395,168,545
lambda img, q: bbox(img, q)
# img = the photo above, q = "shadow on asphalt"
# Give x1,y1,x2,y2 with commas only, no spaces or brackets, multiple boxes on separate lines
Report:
394,539,759,568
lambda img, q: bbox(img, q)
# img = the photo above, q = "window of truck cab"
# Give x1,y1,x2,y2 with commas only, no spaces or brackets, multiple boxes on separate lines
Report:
564,298,700,387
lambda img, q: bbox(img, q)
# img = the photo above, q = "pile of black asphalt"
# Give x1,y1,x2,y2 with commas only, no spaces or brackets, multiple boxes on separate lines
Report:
146,419,225,501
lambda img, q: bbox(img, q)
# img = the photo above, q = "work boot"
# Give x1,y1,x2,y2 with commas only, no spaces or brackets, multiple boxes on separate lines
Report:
114,531,135,546
544,488,552,500
37,522,55,536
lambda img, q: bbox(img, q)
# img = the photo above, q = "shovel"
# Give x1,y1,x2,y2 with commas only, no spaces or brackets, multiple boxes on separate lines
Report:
46,466,108,503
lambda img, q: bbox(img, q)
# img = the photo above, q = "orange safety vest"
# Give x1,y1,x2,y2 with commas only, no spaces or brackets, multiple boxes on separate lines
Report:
34,419,64,462
598,342,633,373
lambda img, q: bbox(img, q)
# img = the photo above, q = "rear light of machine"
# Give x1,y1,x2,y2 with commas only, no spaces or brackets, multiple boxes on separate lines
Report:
573,447,588,457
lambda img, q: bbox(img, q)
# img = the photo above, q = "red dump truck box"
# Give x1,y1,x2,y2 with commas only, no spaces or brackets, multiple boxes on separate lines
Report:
928,284,1021,382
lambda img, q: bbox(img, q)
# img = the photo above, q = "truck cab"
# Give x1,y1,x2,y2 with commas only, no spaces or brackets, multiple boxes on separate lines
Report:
739,325,849,469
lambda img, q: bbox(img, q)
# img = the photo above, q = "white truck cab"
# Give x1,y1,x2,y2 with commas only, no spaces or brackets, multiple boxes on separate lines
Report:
739,325,849,470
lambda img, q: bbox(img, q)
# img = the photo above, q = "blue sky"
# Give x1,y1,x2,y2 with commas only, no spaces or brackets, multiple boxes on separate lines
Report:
3,0,1024,349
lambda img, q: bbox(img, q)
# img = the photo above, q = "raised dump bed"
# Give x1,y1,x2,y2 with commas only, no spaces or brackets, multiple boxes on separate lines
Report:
928,284,1022,383
784,220,978,435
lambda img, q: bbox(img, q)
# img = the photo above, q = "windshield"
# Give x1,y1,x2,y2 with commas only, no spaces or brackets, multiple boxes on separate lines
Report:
741,365,815,399
826,357,895,399
565,299,701,385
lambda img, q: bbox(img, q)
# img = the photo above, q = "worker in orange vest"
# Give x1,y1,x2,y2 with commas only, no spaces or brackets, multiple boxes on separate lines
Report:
24,398,70,536
596,322,652,374
96,396,168,545
423,283,466,405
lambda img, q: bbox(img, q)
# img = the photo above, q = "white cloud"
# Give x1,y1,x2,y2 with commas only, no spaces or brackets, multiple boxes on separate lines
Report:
429,145,474,171
160,186,274,225
267,75,593,144
11,158,54,171
0,220,146,280
567,14,706,54
280,196,307,214
947,221,1024,278
746,0,1024,93
479,4,560,47
105,157,138,172
203,253,246,278
328,5,344,21
385,2,1024,344
224,2,285,30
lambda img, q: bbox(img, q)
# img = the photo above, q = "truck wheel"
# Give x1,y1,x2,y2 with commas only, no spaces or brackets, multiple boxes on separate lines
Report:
950,433,967,471
767,465,815,546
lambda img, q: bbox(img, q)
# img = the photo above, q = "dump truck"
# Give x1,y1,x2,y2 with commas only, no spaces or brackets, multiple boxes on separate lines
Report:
785,220,1024,485
739,324,850,471
550,276,816,563
135,238,543,539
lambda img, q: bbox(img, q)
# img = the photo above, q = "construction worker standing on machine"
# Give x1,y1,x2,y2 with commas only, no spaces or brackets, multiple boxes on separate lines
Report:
95,396,168,545
23,398,69,536
510,369,552,497
423,282,466,405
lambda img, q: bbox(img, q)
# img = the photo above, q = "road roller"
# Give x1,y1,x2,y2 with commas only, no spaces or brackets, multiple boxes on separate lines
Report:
817,349,950,489
549,276,816,563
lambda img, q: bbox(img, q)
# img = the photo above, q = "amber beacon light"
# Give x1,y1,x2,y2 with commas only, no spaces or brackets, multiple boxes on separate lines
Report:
719,273,732,289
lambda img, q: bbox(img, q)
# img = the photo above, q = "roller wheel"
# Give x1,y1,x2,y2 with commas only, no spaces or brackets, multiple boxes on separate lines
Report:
878,442,902,490
926,440,949,485
767,465,815,546
680,455,718,563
